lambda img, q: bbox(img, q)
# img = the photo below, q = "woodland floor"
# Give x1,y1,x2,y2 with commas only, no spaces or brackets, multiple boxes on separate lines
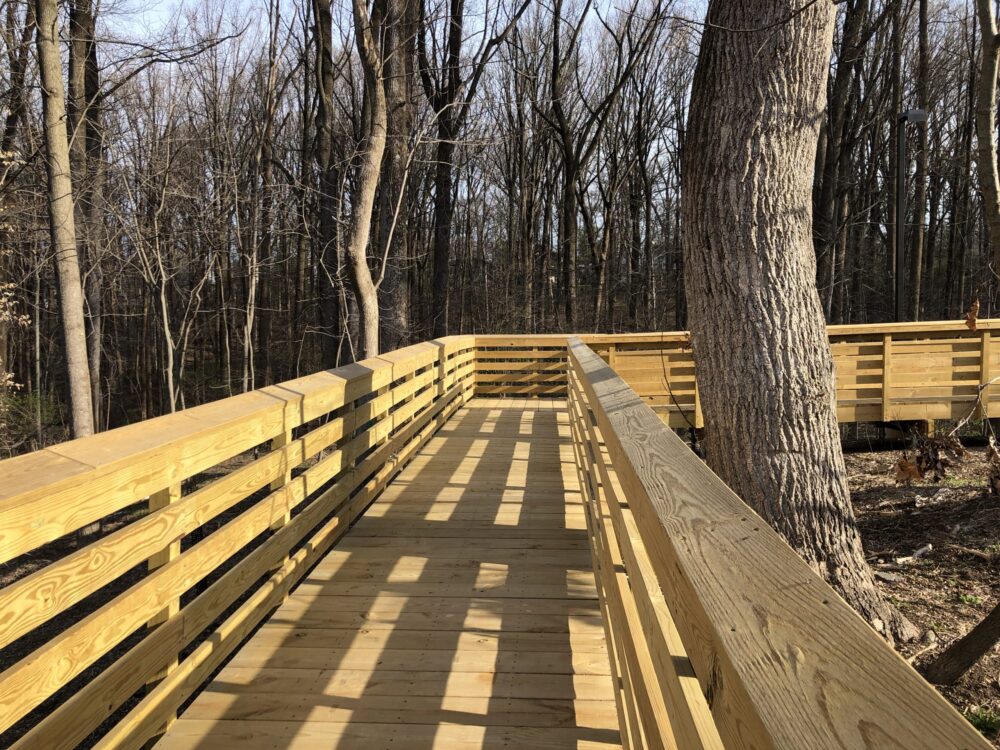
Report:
848,442,1000,745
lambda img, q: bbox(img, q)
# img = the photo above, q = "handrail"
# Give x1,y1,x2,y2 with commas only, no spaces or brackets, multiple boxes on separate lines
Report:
566,335,990,749
0,335,476,749
0,323,995,749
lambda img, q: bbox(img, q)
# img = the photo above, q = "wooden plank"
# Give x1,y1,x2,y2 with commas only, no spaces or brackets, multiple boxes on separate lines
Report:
11,360,474,749
980,331,991,419
567,336,991,750
155,721,622,749
881,334,893,422
571,370,723,750
205,666,615,700
145,482,182,734
143,396,618,750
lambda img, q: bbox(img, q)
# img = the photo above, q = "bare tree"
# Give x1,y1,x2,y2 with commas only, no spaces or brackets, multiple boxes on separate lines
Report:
975,0,1000,278
681,0,917,642
417,0,530,337
35,0,94,437
345,0,387,358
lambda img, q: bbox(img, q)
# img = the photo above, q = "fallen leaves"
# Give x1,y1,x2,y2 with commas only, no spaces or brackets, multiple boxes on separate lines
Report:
987,436,1000,498
896,456,923,484
895,433,967,484
965,297,980,331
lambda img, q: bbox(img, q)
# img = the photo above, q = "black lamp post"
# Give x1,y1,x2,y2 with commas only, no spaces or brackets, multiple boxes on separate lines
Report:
896,108,927,321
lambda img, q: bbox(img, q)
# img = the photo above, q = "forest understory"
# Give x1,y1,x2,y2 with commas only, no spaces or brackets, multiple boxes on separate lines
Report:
848,441,1000,744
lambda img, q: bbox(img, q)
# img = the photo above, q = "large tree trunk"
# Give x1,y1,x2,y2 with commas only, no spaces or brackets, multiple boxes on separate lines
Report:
974,0,1000,278
36,0,94,438
345,0,386,359
681,0,916,643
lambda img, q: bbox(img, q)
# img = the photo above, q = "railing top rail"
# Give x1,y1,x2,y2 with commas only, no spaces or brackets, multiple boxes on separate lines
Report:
566,335,989,750
475,319,1000,347
0,335,475,564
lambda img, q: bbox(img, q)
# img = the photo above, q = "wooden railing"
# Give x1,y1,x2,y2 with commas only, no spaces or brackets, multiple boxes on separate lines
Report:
1,322,996,749
566,336,990,750
0,336,475,750
480,321,1000,429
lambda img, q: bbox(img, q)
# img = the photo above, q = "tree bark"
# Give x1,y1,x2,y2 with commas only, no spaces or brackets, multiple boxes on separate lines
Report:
430,137,455,338
909,0,928,319
925,601,1000,684
814,0,867,319
313,0,343,367
378,0,415,350
36,0,94,438
346,0,387,359
974,0,1000,278
681,0,916,643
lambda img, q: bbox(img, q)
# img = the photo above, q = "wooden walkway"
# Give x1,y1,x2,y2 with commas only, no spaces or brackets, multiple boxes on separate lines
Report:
155,399,622,750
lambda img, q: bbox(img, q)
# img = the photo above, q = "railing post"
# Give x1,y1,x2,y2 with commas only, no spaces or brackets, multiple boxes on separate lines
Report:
979,331,992,420
269,428,293,531
146,482,181,732
881,334,893,423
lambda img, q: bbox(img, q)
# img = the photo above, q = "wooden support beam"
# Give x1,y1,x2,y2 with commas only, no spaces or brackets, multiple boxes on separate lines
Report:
881,334,893,423
145,482,181,734
979,331,992,420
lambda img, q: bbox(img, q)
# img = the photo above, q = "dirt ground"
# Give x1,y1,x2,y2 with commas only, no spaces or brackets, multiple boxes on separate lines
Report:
848,442,1000,744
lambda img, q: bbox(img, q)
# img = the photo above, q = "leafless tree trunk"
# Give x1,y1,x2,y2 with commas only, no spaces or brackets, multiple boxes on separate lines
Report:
345,0,387,359
313,0,343,367
682,0,916,643
36,0,94,437
910,0,928,318
975,0,1000,278
378,0,415,351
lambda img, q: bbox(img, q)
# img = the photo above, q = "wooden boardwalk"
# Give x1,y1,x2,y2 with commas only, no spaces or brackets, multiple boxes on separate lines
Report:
155,399,622,750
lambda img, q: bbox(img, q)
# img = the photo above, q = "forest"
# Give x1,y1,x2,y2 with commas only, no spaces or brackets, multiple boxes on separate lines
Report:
3,0,1000,745
0,0,993,445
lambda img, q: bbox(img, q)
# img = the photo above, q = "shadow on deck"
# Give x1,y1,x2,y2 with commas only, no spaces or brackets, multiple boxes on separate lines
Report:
156,399,622,750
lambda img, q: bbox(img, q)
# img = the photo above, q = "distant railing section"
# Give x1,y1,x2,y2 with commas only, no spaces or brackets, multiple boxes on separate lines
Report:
566,335,990,749
479,321,1000,428
0,336,476,750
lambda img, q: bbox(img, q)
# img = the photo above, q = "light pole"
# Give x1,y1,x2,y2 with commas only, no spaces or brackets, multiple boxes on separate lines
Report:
896,109,927,321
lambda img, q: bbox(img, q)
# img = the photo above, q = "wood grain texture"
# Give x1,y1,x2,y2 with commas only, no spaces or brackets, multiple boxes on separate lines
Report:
568,337,991,750
147,400,620,750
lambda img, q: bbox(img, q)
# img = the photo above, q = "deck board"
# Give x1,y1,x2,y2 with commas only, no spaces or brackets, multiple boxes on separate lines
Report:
155,398,621,750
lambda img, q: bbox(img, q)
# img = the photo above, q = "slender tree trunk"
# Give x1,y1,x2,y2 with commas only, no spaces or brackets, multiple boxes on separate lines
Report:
313,0,342,367
346,0,386,359
430,136,454,338
378,0,414,351
909,0,928,319
682,0,916,643
36,0,94,438
560,158,578,330
975,0,1000,277
814,0,867,319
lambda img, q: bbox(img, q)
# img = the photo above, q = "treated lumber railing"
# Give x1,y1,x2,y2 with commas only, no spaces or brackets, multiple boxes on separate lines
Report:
1,322,997,749
0,336,475,750
480,321,1000,429
566,336,990,750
